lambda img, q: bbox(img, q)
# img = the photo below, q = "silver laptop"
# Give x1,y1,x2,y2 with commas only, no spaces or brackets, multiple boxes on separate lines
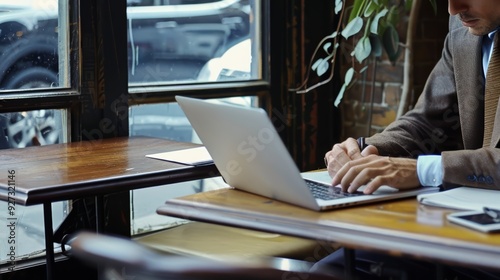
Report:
176,96,439,211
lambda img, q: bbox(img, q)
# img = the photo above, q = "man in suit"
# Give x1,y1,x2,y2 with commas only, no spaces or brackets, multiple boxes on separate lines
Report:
318,0,500,278
325,1,499,196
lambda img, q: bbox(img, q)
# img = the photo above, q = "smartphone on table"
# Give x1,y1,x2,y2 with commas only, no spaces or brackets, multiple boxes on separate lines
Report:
447,207,500,233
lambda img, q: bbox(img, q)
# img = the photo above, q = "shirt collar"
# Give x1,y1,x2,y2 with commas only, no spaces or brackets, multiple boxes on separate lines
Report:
488,28,500,40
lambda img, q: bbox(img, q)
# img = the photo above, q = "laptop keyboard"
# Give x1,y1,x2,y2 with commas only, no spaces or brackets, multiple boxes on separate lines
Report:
305,180,364,200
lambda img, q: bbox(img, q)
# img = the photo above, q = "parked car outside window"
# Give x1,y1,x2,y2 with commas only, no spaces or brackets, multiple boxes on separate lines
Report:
0,0,253,149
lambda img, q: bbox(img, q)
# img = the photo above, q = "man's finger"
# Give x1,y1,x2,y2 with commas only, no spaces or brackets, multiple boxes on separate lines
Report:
361,145,378,157
346,138,363,159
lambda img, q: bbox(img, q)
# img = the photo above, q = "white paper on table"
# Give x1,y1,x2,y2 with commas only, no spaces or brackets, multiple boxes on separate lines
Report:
146,146,213,166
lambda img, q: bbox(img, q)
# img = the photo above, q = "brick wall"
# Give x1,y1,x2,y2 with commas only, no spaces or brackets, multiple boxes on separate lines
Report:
339,0,449,139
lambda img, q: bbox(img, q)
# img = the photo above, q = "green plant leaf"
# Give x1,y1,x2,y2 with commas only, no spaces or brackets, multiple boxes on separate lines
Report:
354,36,372,62
344,67,355,85
341,16,364,39
386,5,399,26
335,84,347,107
335,0,343,14
323,42,332,53
382,24,401,63
348,0,365,22
363,1,378,18
334,67,355,107
370,8,388,34
312,58,330,76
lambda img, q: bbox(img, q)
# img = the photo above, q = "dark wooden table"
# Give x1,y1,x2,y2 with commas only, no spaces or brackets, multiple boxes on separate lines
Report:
0,136,219,279
0,136,218,205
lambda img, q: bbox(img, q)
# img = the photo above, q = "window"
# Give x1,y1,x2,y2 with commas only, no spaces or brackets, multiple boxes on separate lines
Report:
0,0,340,277
0,0,74,268
0,0,70,146
127,0,263,235
0,0,65,91
127,0,259,85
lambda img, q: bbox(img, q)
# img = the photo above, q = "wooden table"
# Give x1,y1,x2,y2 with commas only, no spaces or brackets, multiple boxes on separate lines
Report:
0,136,218,279
157,188,500,276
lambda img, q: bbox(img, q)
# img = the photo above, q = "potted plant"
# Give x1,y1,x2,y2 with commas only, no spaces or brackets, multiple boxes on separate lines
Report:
290,0,437,113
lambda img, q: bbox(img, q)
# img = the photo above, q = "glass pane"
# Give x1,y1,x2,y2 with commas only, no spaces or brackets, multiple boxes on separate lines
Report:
129,96,257,143
127,0,260,85
129,96,258,234
0,202,68,268
0,108,68,266
0,0,67,91
0,109,65,149
130,102,194,142
130,177,228,235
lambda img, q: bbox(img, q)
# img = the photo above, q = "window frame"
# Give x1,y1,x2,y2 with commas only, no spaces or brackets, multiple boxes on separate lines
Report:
0,0,82,275
0,0,342,277
126,0,272,106
126,0,272,236
0,0,80,125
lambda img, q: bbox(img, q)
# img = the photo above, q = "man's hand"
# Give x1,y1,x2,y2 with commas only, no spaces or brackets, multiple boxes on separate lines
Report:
324,137,378,178
332,155,420,194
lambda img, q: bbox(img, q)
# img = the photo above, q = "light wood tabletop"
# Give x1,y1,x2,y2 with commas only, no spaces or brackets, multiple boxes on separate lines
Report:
157,187,500,271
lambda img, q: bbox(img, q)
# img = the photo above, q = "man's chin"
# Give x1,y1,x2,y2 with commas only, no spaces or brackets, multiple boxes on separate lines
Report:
467,27,490,36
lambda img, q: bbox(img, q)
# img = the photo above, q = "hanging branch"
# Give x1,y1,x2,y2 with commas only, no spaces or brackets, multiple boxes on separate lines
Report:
288,0,347,95
289,0,437,108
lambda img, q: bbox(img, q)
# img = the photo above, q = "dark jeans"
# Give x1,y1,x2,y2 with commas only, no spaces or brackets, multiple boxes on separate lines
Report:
310,249,500,280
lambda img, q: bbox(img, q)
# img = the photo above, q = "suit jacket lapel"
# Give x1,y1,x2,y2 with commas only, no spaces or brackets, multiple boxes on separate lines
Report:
454,26,484,149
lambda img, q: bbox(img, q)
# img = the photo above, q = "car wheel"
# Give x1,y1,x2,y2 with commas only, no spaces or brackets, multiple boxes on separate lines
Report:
5,110,61,148
2,67,60,148
3,67,58,89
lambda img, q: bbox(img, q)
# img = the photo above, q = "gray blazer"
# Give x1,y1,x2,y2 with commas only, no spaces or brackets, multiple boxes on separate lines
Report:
366,15,500,189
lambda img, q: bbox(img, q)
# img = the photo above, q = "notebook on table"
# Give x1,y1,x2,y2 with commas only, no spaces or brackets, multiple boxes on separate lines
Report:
176,96,439,211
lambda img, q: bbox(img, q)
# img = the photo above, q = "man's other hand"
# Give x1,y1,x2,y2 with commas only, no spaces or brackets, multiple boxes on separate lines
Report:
332,155,420,194
324,137,379,178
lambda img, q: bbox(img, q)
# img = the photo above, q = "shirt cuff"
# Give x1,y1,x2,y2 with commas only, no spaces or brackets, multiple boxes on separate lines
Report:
416,155,443,187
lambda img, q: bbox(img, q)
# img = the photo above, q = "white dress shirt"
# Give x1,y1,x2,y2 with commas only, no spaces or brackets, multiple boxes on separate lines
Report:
416,30,497,187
